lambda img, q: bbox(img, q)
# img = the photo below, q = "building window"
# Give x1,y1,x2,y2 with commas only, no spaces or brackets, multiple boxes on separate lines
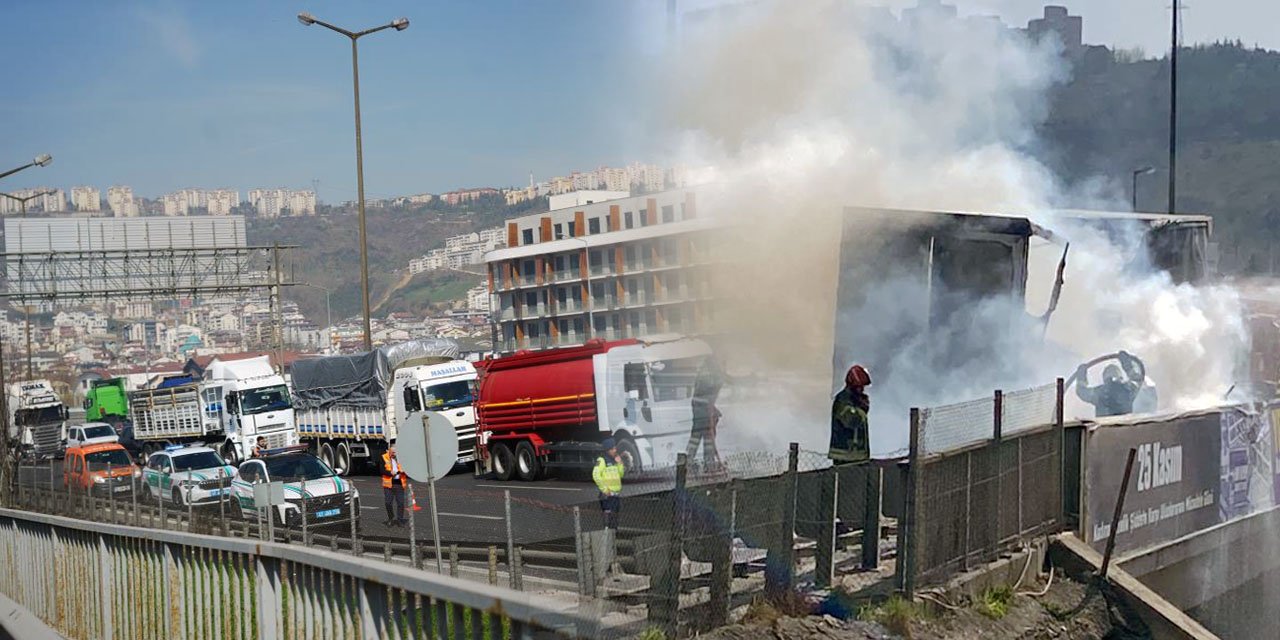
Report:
661,205,674,223
554,223,563,240
521,229,534,245
573,318,584,334
640,211,649,227
567,221,577,237
524,291,538,309
588,218,601,234
521,260,536,281
594,315,607,333
624,211,634,229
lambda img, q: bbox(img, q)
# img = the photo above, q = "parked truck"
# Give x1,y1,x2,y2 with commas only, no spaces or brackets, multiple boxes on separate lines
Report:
129,355,297,463
292,338,479,477
84,377,129,427
6,380,69,460
476,335,716,481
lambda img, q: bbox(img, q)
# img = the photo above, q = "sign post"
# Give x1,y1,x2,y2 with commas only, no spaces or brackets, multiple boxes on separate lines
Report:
398,410,457,575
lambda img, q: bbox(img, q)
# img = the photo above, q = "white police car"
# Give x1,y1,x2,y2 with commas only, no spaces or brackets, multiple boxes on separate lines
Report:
143,445,236,506
230,445,360,528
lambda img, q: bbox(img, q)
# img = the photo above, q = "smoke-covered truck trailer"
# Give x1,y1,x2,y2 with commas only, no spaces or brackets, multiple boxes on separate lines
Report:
6,380,69,460
292,339,479,477
129,355,297,463
476,334,718,481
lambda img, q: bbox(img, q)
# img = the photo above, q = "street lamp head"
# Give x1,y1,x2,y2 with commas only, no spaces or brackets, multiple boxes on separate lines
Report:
297,12,317,26
33,154,52,167
1136,166,1155,175
392,17,410,31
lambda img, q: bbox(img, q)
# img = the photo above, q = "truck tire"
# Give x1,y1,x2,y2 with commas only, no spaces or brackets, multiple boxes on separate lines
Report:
491,443,516,481
319,443,335,471
615,437,643,474
335,443,352,477
221,441,241,466
515,441,541,482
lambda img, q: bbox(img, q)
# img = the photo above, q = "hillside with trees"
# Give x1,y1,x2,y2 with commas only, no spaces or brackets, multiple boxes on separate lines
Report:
1040,42,1280,274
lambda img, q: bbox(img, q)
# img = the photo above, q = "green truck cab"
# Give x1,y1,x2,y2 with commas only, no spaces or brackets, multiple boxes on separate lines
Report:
84,378,129,426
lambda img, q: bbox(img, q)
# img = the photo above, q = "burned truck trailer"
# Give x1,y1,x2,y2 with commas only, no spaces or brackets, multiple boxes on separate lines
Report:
831,207,1213,454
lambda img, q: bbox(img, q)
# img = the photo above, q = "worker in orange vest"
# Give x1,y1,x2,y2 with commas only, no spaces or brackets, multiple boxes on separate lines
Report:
381,441,408,527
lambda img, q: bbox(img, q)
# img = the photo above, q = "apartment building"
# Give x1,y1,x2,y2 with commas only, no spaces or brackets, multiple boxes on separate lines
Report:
107,186,140,217
71,186,101,212
484,189,716,353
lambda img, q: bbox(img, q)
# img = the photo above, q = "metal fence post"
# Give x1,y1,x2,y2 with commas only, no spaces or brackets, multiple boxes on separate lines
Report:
187,480,194,533
159,480,167,530
992,389,1004,560
901,408,922,596
815,467,837,588
301,491,310,546
708,482,734,628
505,490,516,589
97,533,115,640
218,467,226,537
349,489,360,556
513,546,524,591
1055,377,1067,527
862,464,881,570
256,554,282,640
654,453,688,638
132,472,139,526
108,463,116,524
573,506,588,599
765,443,799,598
449,544,459,578
408,483,419,569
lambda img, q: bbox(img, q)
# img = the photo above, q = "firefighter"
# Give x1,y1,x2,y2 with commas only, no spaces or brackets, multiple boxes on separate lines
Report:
381,441,409,527
830,364,871,464
686,356,724,469
1076,351,1144,417
593,438,624,530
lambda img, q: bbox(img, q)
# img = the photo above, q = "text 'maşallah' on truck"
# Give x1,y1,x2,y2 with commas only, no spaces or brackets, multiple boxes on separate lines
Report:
292,338,478,477
6,380,69,460
475,334,718,481
128,355,297,463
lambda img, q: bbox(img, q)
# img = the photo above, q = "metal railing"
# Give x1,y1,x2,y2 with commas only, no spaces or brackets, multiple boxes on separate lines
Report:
0,506,592,639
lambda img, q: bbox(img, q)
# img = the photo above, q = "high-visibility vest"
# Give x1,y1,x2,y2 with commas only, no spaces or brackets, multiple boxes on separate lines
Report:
592,457,624,495
381,452,407,488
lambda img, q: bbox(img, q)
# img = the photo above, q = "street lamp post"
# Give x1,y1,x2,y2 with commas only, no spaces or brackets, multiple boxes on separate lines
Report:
1131,166,1155,212
0,154,52,182
299,13,408,352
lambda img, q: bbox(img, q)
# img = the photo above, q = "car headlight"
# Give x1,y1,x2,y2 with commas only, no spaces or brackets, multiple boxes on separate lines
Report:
93,476,107,484
179,479,197,486
133,469,143,478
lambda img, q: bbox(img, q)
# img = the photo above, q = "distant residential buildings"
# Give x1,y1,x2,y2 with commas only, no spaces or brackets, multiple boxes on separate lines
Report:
248,188,316,217
107,186,140,217
71,186,101,212
440,188,500,206
0,187,65,214
409,227,507,275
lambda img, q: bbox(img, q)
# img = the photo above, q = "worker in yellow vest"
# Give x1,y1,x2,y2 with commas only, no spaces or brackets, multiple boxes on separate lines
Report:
593,438,624,530
381,442,408,527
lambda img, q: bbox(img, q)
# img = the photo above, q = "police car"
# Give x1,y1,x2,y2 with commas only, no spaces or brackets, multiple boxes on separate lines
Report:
229,445,360,528
143,445,236,506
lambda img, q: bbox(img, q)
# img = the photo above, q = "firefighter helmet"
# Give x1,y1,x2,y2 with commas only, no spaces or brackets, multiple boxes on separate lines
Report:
845,364,871,388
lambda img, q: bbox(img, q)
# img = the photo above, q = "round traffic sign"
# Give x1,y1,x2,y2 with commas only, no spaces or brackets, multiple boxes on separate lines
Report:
397,410,459,482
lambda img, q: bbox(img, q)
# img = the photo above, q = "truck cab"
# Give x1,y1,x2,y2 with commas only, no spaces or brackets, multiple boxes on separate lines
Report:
7,380,69,460
391,361,479,464
84,377,129,427
203,357,298,463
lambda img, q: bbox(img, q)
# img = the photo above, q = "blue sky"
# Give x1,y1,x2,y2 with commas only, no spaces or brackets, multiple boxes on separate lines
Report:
1,1,1274,201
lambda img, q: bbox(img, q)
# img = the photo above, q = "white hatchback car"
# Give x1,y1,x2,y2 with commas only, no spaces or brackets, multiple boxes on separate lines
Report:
230,446,359,529
66,423,119,449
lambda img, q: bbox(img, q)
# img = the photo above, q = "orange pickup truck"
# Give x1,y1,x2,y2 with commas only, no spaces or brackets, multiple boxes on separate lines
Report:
64,443,138,495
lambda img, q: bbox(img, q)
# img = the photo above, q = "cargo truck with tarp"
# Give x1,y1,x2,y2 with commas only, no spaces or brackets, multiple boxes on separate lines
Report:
291,338,479,476
128,355,297,462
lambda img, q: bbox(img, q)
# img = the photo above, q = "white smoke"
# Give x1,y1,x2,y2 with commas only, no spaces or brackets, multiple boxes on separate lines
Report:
644,0,1249,457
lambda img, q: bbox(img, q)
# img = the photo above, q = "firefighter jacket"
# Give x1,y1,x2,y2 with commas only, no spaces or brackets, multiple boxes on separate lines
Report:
381,452,407,489
829,388,870,463
592,456,624,496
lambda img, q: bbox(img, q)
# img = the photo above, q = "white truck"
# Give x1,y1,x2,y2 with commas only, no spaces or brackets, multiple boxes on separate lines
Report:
292,339,478,477
128,356,298,463
6,380,69,460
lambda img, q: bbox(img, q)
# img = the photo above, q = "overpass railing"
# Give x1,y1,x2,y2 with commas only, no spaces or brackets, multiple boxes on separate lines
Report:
0,506,593,640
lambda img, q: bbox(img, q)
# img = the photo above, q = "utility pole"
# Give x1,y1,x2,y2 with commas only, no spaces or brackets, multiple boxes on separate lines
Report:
1168,2,1182,215
272,243,285,375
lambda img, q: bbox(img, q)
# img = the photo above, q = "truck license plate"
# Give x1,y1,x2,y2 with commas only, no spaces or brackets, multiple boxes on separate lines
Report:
113,485,130,493
316,508,340,519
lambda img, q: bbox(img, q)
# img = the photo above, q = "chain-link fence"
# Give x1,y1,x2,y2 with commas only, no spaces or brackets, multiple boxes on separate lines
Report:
900,380,1066,594
918,382,1060,454
4,441,892,639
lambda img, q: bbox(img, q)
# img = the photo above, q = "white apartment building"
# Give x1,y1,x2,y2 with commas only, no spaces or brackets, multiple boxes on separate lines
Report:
0,188,65,214
206,189,239,216
248,188,315,217
408,226,506,275
485,189,715,353
286,190,317,215
466,285,490,313
71,186,101,212
160,193,188,216
107,186,140,217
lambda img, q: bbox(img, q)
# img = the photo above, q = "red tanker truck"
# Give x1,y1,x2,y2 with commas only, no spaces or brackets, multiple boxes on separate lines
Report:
475,335,716,481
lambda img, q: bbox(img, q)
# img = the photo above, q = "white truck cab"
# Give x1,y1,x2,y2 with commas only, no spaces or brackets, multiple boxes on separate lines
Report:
202,357,298,463
391,361,479,464
7,380,69,460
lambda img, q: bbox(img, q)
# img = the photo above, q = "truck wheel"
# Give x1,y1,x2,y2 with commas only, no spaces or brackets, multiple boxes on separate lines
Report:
172,488,185,508
615,437,643,474
221,441,241,466
335,443,352,477
515,442,541,482
491,443,516,481
319,443,335,470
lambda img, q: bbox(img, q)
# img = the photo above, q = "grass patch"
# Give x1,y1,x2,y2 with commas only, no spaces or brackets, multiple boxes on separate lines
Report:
975,585,1015,620
637,627,668,640
858,595,922,638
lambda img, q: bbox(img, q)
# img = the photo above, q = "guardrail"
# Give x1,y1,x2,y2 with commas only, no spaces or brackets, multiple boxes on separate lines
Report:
0,507,593,640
